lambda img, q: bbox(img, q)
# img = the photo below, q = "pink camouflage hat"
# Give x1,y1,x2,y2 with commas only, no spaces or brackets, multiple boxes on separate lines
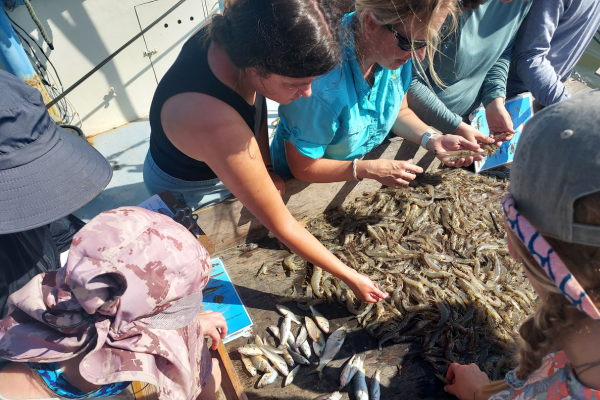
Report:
0,207,213,400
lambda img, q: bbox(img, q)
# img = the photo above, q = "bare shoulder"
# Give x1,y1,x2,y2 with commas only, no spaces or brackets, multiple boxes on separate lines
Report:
160,92,253,160
0,362,55,398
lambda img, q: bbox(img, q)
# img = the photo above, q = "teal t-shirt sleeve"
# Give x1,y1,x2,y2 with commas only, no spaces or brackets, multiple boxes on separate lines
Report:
481,40,514,106
277,94,339,160
407,71,463,134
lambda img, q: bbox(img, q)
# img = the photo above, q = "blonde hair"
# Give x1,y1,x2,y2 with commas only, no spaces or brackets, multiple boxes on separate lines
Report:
480,192,600,396
353,0,459,88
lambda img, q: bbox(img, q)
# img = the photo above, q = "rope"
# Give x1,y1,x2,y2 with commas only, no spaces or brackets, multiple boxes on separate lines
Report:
22,0,53,50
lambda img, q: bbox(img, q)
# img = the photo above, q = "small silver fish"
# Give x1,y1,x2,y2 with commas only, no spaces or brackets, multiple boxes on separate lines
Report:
261,344,284,355
299,338,312,359
241,354,257,376
370,369,381,400
279,313,292,349
310,305,330,333
269,324,299,352
281,347,296,368
260,346,290,377
276,304,301,324
250,355,273,373
284,365,301,387
354,359,368,400
256,370,278,388
288,349,310,365
312,391,343,400
311,326,346,378
296,325,308,345
254,335,264,346
305,317,326,357
238,344,263,356
339,354,357,389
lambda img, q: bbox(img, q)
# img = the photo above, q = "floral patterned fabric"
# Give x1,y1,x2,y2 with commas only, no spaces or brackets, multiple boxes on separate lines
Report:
489,351,600,400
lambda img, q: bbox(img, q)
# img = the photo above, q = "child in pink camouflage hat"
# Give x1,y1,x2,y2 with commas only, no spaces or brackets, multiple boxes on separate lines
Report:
0,206,226,400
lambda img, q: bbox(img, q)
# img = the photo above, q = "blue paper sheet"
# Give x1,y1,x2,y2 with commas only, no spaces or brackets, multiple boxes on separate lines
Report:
471,93,534,172
202,258,253,343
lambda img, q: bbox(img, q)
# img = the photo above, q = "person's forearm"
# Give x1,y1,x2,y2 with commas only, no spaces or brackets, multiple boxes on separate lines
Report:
391,107,433,146
256,118,272,166
265,209,356,282
290,157,355,183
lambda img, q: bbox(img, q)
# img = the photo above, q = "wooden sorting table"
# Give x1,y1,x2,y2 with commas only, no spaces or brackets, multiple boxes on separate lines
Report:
195,137,455,399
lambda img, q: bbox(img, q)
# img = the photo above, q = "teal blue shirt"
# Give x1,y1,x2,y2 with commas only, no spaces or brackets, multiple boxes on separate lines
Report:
270,13,413,179
407,0,531,134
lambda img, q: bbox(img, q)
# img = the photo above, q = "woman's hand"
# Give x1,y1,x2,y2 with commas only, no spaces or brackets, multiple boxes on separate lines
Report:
197,310,228,350
454,122,496,145
485,98,515,145
268,170,285,197
359,159,424,188
427,134,485,168
344,271,388,303
444,363,490,400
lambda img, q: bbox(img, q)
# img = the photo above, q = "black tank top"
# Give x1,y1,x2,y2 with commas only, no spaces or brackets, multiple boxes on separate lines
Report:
149,28,266,181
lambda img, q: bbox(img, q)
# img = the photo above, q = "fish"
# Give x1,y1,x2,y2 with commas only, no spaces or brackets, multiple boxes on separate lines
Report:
260,345,290,376
250,355,273,373
288,349,310,365
276,304,302,324
312,392,342,400
279,313,293,349
281,347,295,367
256,370,278,388
339,354,358,389
238,344,263,356
353,359,368,400
370,369,381,400
299,337,312,359
284,365,301,387
254,335,264,347
305,317,326,356
310,326,346,378
309,305,330,333
240,355,257,376
296,325,308,345
268,325,299,352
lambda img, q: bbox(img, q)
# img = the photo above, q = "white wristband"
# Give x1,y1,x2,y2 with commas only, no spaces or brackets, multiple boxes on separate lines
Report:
420,129,438,150
352,159,362,181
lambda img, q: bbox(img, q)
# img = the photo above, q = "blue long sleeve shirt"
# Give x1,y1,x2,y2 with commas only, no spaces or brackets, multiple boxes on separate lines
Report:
506,0,600,106
407,0,531,134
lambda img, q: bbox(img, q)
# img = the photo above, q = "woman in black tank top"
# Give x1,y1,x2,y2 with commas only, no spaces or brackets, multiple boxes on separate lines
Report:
143,0,388,307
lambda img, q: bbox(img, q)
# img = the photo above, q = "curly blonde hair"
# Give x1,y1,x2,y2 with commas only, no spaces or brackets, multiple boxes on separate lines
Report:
480,191,600,396
353,0,459,88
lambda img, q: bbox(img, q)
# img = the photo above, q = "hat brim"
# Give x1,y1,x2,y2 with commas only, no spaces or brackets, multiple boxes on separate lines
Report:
0,127,112,234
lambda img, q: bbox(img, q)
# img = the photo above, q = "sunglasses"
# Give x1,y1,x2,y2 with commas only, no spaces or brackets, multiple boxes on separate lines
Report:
385,24,428,52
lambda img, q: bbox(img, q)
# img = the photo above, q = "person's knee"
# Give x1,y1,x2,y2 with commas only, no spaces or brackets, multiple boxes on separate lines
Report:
211,358,222,390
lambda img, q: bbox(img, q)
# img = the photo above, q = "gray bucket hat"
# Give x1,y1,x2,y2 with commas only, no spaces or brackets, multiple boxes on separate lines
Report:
510,89,600,246
0,70,112,234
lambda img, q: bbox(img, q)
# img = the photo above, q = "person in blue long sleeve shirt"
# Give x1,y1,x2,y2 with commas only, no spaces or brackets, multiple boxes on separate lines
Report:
407,0,531,145
506,0,600,107
271,0,487,185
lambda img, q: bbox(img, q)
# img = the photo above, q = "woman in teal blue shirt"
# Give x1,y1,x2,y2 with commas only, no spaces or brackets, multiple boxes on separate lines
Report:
271,0,489,187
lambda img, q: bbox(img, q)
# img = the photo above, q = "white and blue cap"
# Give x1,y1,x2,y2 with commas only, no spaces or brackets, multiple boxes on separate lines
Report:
0,70,112,233
510,89,600,246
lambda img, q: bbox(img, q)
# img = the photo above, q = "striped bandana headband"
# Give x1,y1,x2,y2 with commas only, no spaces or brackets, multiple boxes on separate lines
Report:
502,194,600,321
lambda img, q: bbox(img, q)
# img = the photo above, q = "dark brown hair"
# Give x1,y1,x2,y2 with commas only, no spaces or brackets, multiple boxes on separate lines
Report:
207,0,343,78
